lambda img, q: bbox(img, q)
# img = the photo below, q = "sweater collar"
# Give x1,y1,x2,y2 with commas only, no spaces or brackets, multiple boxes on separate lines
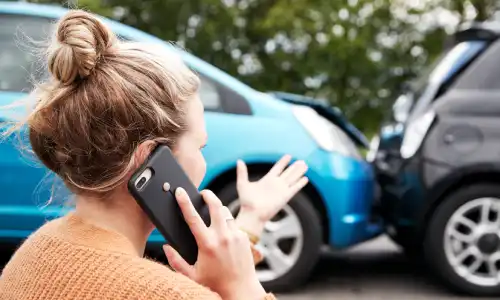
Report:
59,212,142,256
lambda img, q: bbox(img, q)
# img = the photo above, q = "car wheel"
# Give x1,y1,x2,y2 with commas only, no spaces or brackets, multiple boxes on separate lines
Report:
216,179,322,293
424,184,500,297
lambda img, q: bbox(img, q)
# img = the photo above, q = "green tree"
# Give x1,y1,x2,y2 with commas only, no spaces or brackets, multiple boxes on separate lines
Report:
29,0,496,134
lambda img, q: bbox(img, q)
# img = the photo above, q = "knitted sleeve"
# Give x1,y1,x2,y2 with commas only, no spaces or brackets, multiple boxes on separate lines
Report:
145,281,277,300
140,260,277,300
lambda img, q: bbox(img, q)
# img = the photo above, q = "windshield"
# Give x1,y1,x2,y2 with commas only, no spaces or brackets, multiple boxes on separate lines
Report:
392,40,487,123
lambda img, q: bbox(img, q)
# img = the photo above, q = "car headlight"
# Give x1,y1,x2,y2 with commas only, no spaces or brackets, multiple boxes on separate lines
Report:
292,105,362,159
366,135,380,162
400,110,436,159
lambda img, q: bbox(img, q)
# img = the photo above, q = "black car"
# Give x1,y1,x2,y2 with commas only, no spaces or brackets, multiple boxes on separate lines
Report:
373,21,500,296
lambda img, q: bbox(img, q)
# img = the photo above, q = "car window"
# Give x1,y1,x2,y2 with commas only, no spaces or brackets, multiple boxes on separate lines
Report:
112,31,222,111
3,14,244,114
409,41,486,105
453,40,500,90
0,14,53,92
395,40,486,123
198,76,221,111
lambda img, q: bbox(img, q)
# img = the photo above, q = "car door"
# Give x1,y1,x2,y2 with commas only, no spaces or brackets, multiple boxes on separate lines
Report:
0,13,65,239
195,74,256,179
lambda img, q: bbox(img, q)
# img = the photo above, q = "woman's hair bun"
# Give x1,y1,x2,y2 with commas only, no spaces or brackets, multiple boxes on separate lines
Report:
47,10,116,85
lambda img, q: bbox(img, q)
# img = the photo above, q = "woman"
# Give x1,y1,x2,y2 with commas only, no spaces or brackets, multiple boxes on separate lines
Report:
0,9,309,300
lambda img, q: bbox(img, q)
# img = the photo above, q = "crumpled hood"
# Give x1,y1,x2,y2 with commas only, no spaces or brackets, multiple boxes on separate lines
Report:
268,91,369,148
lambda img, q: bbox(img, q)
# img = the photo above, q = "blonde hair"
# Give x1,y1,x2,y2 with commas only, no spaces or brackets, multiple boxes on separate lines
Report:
5,10,200,196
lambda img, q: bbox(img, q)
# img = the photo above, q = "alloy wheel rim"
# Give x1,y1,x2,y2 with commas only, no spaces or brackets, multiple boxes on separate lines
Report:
444,197,500,287
228,199,304,282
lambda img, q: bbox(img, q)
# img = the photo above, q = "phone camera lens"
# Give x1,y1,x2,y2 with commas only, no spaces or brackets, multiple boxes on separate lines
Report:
137,177,147,189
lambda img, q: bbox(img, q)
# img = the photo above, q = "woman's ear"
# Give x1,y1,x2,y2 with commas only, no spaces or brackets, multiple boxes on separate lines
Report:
132,140,157,169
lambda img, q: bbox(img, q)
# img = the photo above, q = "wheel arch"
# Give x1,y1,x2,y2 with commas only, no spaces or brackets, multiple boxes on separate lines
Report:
204,162,330,244
418,165,500,240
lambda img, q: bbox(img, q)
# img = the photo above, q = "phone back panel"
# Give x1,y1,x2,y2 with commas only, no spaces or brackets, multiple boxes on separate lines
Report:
128,145,209,265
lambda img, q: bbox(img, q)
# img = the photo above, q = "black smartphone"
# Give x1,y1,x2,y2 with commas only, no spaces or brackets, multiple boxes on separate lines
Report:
127,144,209,265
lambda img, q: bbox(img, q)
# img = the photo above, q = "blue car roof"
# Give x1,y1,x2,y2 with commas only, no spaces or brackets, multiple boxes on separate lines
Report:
0,1,257,97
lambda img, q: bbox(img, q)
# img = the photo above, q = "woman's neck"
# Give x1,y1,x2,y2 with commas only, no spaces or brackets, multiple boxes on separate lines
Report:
74,193,153,256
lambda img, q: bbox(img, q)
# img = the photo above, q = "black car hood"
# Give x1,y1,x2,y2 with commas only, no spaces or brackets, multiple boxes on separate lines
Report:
268,91,369,148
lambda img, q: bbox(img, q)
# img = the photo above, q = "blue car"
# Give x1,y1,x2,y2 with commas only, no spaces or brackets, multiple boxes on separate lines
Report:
0,1,382,292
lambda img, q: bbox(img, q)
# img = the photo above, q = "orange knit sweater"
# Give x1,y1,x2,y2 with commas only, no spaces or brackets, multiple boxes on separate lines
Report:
0,213,276,300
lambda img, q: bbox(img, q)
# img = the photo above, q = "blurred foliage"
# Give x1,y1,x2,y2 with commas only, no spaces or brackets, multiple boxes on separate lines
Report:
29,0,499,135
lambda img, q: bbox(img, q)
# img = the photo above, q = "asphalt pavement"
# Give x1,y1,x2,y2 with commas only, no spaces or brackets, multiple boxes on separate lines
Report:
277,236,493,300
0,235,494,299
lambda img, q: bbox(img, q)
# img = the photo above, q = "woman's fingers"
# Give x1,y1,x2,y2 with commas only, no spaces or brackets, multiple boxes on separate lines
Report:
200,189,223,220
236,159,249,187
201,190,233,231
267,154,292,177
175,187,209,245
221,206,236,231
281,160,308,185
164,245,195,279
287,176,309,198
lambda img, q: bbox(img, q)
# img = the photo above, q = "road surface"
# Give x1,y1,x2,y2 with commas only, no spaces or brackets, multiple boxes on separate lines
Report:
277,236,492,300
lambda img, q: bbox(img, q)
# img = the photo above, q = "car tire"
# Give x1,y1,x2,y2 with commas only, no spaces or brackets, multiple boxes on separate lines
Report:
216,178,322,293
424,184,500,297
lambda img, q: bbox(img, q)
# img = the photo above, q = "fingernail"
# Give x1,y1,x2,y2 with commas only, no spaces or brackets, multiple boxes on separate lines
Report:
165,247,174,260
176,187,184,197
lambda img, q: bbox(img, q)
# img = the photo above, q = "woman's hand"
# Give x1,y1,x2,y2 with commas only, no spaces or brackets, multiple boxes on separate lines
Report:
164,188,266,300
235,155,308,237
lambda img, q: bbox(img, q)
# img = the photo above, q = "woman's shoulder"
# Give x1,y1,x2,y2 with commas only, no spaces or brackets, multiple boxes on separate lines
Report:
1,215,221,300
2,233,220,300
